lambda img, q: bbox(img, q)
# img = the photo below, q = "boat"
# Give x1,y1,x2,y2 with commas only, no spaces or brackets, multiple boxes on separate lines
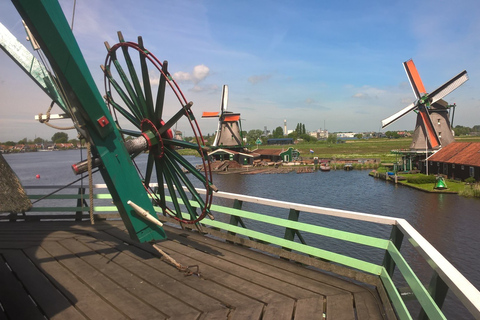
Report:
319,163,331,171
344,163,353,170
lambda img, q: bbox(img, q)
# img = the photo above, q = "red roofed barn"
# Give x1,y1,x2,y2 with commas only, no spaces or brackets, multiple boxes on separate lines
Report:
427,142,480,181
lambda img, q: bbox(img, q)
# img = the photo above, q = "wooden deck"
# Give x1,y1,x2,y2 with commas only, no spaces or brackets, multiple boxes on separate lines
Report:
0,221,390,319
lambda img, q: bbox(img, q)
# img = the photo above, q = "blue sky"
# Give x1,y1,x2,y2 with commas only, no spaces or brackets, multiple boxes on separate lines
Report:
0,0,479,142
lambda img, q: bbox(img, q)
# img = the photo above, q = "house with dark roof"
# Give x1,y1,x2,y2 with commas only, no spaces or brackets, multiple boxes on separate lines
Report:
427,142,480,181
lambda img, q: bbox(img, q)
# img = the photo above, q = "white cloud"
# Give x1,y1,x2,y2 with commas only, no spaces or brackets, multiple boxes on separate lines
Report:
173,64,210,84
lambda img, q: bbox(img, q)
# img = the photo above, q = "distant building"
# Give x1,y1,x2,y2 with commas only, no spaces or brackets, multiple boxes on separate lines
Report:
310,129,329,139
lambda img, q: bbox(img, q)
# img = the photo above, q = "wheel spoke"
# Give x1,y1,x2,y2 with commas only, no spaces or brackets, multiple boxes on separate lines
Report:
154,61,168,127
111,56,146,119
104,66,143,122
154,158,167,212
138,37,154,120
163,138,206,151
164,148,213,190
163,151,208,212
163,158,197,221
106,92,141,128
163,164,184,220
159,102,192,135
120,42,149,120
144,152,155,187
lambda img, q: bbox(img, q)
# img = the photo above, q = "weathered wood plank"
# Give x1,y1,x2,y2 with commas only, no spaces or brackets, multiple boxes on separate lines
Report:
24,245,126,320
262,299,295,320
294,297,325,320
326,293,355,320
39,240,166,319
0,253,44,319
92,228,266,314
166,227,355,295
104,226,286,304
2,250,85,319
354,291,386,320
229,303,264,320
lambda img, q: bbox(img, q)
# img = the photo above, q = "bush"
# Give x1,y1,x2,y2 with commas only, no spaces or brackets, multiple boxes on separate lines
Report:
465,177,476,184
406,175,437,184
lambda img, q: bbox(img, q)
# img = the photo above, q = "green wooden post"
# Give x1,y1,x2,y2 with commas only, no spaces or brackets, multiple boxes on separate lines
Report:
284,209,307,244
418,271,449,320
12,0,166,242
229,199,245,227
75,187,87,221
383,225,404,276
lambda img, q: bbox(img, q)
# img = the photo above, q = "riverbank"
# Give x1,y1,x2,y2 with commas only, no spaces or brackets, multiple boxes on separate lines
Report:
368,169,480,197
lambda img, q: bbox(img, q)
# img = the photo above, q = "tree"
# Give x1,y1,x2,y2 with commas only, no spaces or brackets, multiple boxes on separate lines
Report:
52,132,68,143
453,125,471,136
17,138,27,145
385,131,400,139
354,133,363,139
272,126,284,138
33,137,44,144
326,133,338,144
246,129,263,144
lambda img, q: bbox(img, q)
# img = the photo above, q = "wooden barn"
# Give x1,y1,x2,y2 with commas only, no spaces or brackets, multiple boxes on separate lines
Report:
427,142,480,181
254,147,299,162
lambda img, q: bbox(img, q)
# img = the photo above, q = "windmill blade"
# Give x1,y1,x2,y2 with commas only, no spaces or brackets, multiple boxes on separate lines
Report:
202,111,220,118
381,102,416,128
418,105,441,148
403,59,427,100
429,70,468,105
221,85,228,114
224,114,240,122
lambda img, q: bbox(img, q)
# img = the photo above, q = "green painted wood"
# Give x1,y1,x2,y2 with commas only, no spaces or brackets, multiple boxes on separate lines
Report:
201,219,382,275
12,0,166,242
207,203,389,250
379,268,412,320
387,242,446,319
0,22,66,112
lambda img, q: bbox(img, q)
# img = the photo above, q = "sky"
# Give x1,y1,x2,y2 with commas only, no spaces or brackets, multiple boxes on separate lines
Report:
0,0,479,142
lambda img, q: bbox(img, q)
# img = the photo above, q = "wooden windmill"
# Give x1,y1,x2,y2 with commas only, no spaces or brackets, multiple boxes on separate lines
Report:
202,85,244,149
382,59,468,150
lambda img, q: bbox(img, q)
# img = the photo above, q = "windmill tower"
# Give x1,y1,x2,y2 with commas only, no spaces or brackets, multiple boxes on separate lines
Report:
202,85,243,149
382,59,468,150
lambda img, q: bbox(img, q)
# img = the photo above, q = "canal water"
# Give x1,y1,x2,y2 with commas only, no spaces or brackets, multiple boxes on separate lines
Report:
3,150,480,318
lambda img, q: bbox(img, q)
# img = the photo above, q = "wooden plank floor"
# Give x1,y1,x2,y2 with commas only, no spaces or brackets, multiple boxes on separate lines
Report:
0,221,390,319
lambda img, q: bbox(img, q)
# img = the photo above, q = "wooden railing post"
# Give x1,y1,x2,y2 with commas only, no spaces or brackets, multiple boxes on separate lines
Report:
383,224,404,277
284,209,307,245
229,199,245,227
418,271,449,320
76,187,88,221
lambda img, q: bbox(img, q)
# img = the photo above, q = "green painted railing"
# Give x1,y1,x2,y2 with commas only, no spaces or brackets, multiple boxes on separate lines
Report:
3,184,479,320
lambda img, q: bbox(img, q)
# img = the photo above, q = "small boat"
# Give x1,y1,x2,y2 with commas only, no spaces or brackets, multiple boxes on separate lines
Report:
344,163,353,171
319,163,331,171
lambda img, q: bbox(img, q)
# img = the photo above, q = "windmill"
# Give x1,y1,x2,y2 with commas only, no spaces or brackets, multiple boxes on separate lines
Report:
382,59,468,150
202,85,244,149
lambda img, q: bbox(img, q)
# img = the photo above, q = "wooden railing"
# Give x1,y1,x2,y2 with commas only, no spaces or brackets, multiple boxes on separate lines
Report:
2,184,479,319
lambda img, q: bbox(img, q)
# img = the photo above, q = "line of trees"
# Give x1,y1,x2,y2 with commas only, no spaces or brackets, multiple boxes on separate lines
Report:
453,125,480,136
1,132,79,146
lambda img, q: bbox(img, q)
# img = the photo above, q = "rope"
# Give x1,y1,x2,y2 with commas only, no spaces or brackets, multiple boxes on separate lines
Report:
37,101,75,130
87,142,95,225
152,244,200,277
